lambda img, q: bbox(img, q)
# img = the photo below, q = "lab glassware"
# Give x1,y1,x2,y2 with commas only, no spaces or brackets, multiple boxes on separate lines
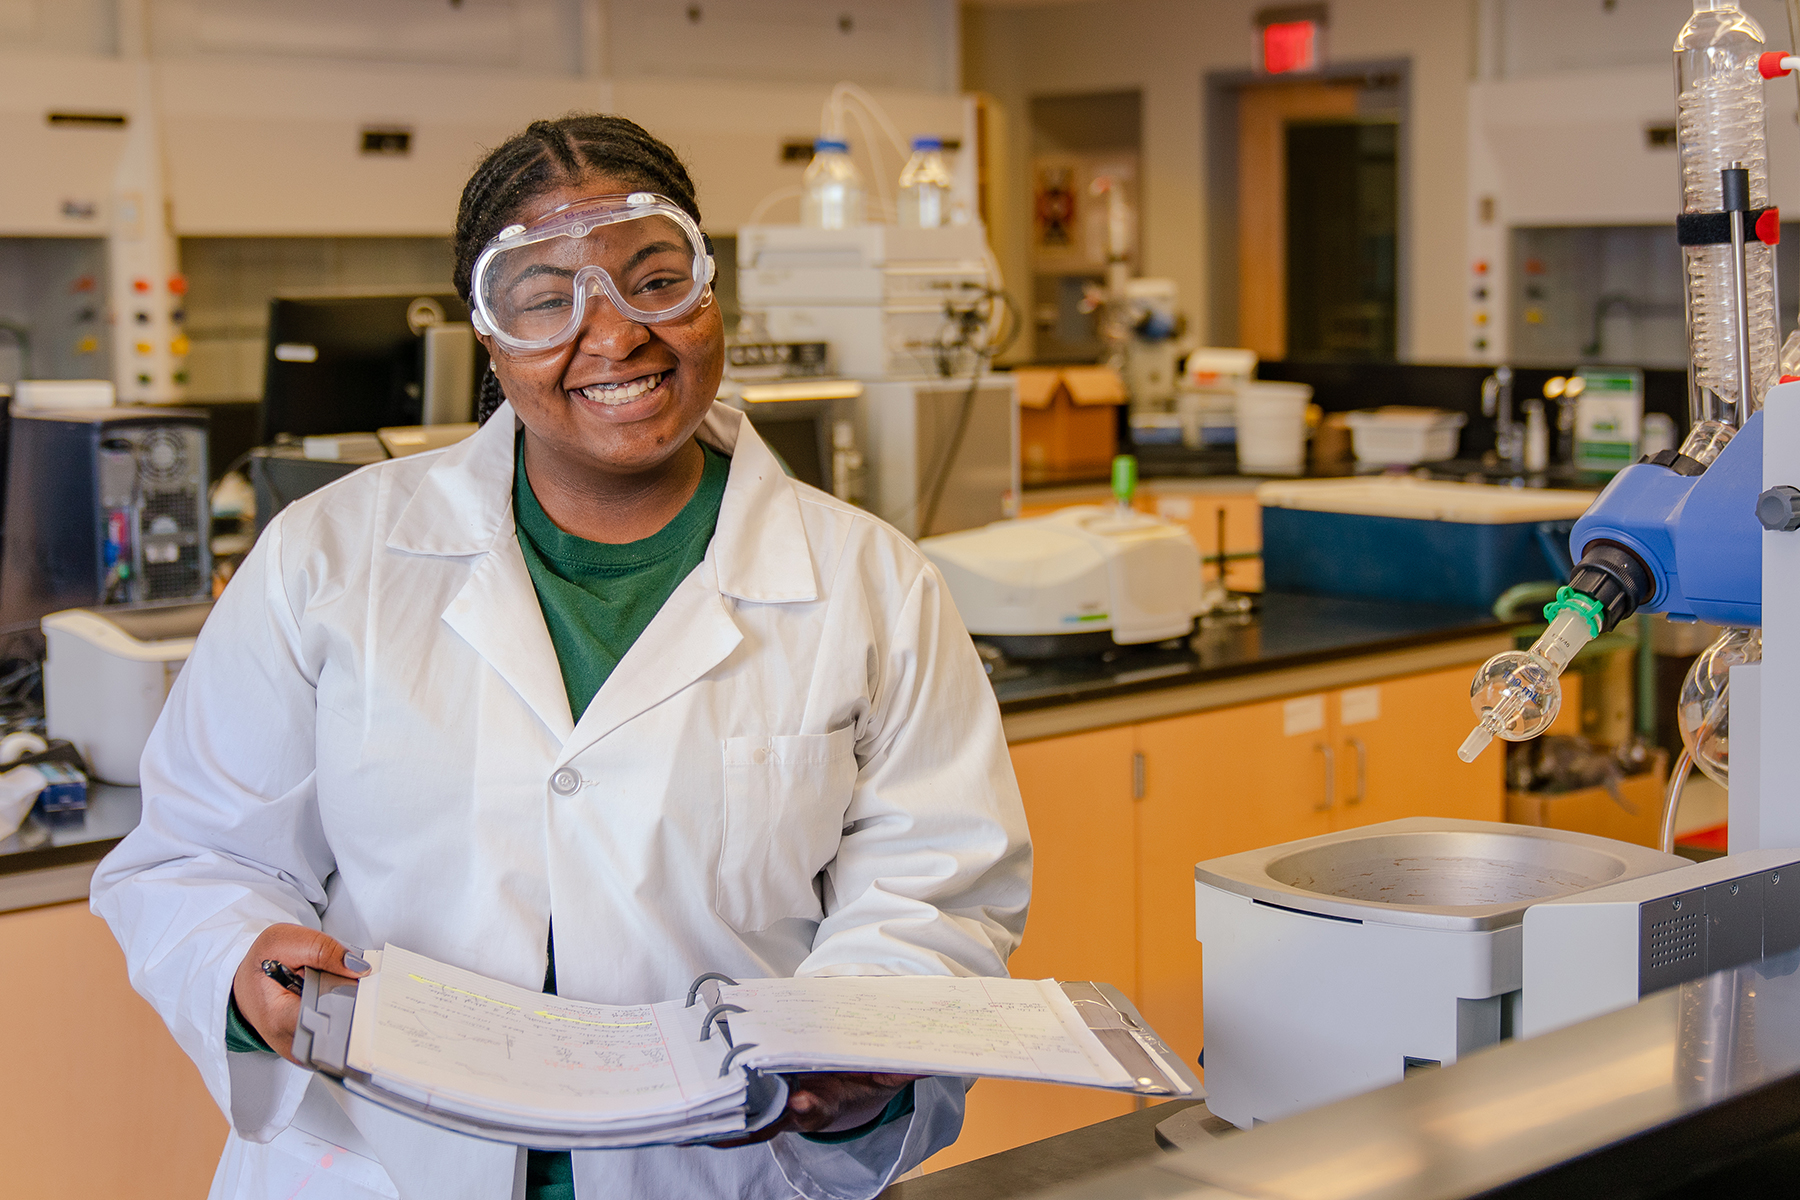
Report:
1458,605,1597,763
1678,625,1761,786
897,136,954,228
1677,0,1778,424
801,139,866,230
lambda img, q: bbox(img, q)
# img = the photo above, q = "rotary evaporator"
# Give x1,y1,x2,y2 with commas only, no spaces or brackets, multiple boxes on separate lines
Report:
1459,0,1793,842
1192,0,1800,1133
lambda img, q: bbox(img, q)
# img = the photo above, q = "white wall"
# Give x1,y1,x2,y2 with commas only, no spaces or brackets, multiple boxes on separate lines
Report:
965,0,1478,363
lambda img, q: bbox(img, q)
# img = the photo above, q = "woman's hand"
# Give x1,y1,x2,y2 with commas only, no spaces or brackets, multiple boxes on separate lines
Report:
232,923,369,1065
710,1072,924,1147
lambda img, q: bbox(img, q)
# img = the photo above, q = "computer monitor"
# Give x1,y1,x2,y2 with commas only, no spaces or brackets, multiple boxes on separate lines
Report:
741,397,834,492
260,292,487,441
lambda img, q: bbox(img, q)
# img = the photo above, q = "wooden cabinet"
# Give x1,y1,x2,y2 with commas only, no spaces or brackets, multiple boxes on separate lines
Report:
926,727,1140,1173
0,901,225,1199
937,657,1506,1169
1330,668,1505,830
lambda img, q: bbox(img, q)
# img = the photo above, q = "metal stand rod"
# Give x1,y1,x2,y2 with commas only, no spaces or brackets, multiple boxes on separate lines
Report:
1725,164,1754,427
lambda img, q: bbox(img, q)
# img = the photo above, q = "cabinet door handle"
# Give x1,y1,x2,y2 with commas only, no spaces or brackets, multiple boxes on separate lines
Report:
1132,751,1146,800
1346,737,1367,806
1313,742,1335,812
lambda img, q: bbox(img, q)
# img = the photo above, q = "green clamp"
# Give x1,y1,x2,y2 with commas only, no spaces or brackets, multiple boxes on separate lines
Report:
1542,585,1605,640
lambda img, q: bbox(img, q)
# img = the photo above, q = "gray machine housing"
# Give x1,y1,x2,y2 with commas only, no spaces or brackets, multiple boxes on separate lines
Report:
1521,847,1800,1037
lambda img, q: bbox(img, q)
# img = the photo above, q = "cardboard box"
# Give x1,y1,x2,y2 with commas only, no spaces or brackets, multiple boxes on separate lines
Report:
1016,365,1123,484
1506,749,1668,850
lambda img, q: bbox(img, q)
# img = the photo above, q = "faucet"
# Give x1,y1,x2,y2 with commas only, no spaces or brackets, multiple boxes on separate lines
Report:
1482,365,1523,472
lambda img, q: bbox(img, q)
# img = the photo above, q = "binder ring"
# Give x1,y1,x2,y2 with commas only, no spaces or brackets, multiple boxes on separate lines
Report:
717,1042,759,1077
700,1003,746,1042
685,972,741,1007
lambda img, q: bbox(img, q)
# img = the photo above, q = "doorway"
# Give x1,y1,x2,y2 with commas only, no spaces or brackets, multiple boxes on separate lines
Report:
1207,64,1408,361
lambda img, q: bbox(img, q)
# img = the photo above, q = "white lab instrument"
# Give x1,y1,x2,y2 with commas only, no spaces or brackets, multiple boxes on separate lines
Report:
919,505,1204,653
42,602,211,785
737,223,992,379
1195,818,1686,1129
1119,278,1181,410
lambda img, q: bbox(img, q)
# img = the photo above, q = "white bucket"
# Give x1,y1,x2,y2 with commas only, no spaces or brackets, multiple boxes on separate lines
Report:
1235,381,1312,475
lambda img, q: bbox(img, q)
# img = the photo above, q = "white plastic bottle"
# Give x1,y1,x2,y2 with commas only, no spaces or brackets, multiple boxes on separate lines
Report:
801,139,866,229
897,136,954,228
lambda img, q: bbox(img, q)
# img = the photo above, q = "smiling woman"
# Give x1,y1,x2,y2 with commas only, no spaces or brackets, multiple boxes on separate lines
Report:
90,111,1030,1200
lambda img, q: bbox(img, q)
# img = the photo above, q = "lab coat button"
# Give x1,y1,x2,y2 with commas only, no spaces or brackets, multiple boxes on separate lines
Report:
752,748,768,765
551,768,581,795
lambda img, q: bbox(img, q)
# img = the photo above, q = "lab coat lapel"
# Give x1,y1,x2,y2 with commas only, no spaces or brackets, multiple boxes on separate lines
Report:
563,569,742,754
560,406,818,755
390,403,576,742
443,534,576,743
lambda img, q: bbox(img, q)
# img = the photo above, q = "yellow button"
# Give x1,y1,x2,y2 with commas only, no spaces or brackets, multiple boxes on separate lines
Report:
75,336,98,354
171,334,190,356
1524,308,1544,325
1473,311,1488,326
135,340,153,355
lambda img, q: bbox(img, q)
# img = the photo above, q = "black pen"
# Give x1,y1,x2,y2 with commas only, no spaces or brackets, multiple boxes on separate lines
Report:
261,959,305,996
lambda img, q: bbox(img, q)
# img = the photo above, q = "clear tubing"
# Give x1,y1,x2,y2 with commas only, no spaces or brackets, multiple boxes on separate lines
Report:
1677,1,1777,425
1458,608,1596,763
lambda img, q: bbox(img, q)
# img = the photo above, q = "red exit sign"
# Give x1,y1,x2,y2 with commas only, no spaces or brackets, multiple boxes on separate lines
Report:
1262,19,1320,74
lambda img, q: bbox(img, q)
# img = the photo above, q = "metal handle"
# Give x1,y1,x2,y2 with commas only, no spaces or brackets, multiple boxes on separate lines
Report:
1346,737,1366,806
1314,742,1335,812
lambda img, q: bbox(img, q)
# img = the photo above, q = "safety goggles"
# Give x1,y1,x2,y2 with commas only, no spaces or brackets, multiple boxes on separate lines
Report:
469,192,716,353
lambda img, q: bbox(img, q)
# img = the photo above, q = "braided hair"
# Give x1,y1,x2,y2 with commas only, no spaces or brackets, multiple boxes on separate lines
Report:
455,114,703,424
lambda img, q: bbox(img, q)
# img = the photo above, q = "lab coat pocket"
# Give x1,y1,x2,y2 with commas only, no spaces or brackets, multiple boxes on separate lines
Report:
717,726,858,932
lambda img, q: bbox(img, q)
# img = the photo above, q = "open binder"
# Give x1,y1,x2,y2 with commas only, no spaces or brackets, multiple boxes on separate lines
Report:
292,945,1198,1150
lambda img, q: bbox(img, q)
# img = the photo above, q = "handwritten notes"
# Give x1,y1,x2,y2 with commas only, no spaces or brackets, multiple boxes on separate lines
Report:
719,976,1134,1088
348,946,739,1128
332,948,1178,1144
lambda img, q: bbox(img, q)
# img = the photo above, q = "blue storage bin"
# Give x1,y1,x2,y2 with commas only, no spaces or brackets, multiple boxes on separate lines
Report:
1257,480,1596,609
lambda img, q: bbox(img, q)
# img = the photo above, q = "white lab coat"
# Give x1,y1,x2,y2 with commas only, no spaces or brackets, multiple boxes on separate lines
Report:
91,401,1031,1200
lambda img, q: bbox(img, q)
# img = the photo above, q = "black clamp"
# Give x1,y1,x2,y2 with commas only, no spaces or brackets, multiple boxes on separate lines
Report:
1758,485,1800,532
1676,207,1780,247
1641,448,1707,477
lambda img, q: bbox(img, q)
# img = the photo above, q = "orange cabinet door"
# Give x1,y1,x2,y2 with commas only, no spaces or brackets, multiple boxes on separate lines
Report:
1329,666,1505,830
1134,696,1335,1077
928,727,1139,1172
0,902,226,1198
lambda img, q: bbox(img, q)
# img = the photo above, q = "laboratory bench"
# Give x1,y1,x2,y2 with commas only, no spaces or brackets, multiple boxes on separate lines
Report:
0,782,140,913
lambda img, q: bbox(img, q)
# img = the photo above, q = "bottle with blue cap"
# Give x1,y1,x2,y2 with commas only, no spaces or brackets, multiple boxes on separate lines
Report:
801,138,866,229
897,136,954,228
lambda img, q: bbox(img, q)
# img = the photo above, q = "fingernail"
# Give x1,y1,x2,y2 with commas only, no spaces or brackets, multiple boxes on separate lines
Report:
343,951,370,974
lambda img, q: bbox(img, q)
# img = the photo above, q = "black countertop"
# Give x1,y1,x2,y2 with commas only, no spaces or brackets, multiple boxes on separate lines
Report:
987,591,1510,715
0,593,1510,884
